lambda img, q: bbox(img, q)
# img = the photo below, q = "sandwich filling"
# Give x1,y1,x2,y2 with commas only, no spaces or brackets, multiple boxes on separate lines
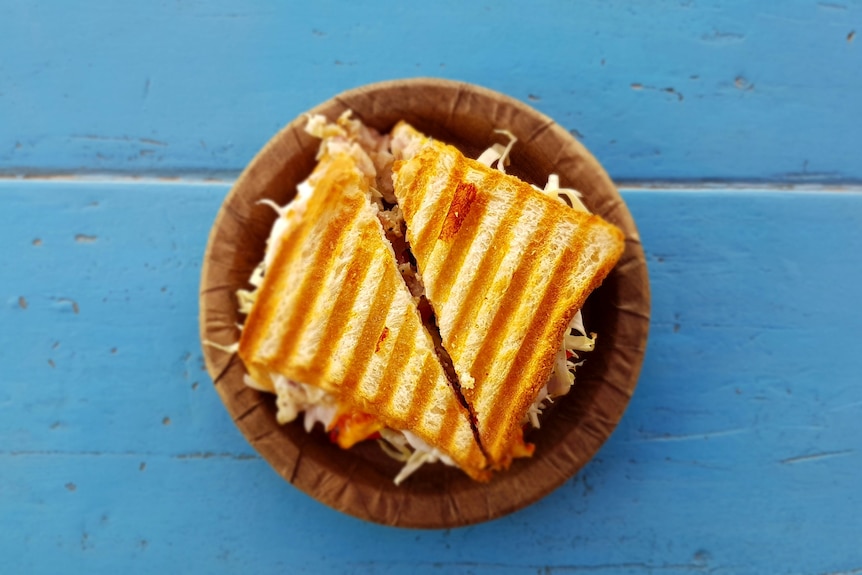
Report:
236,111,602,483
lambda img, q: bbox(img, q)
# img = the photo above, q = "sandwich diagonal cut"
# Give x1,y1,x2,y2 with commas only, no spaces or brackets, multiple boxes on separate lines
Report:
238,151,489,480
391,125,626,470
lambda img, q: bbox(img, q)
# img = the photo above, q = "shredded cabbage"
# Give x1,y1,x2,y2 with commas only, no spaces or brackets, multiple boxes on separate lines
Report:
202,340,239,354
241,373,271,393
526,385,551,429
377,428,413,461
268,373,339,428
565,333,596,352
476,129,517,174
236,288,256,315
529,310,597,426
376,428,459,484
265,367,453,485
476,143,506,167
384,431,456,485
541,173,589,212
476,132,590,212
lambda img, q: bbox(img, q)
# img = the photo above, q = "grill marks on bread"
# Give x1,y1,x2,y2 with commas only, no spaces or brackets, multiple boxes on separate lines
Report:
272,194,363,367
340,262,400,397
392,141,625,470
410,153,465,263
238,153,488,479
429,181,498,313
441,196,532,362
309,230,377,373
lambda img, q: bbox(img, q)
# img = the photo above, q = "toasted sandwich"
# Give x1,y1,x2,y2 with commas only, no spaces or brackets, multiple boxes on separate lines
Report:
234,112,623,483
390,122,626,470
237,148,490,481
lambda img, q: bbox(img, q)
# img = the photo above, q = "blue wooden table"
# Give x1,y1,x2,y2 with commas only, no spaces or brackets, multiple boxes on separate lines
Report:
2,2,861,573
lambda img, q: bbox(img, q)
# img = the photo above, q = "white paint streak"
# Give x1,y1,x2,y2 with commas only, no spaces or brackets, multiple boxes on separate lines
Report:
635,428,750,443
780,449,855,465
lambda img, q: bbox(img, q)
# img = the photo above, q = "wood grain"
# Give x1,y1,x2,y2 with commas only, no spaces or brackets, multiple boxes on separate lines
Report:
1,1,860,182
2,180,860,573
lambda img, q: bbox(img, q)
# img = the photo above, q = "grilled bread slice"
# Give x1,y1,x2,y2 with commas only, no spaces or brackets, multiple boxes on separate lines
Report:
391,126,626,470
239,152,489,480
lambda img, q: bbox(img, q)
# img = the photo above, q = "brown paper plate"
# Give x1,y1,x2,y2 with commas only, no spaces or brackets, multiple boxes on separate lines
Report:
199,78,650,529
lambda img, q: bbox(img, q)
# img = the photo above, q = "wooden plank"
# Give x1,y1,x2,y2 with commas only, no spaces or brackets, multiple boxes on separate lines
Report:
1,180,861,573
1,1,860,182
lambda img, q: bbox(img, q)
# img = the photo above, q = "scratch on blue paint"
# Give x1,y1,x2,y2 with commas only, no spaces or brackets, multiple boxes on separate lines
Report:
49,297,80,314
780,449,855,465
701,29,746,43
630,83,684,102
734,77,754,91
71,135,168,147
0,450,260,460
819,568,862,575
817,2,849,10
344,560,722,572
829,401,862,413
634,429,750,443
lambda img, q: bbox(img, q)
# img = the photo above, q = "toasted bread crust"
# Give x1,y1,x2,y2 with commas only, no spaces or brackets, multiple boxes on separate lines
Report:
239,153,489,479
392,140,625,469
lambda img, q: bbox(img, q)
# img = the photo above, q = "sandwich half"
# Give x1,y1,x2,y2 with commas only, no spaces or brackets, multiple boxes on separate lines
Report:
238,149,490,481
390,123,626,470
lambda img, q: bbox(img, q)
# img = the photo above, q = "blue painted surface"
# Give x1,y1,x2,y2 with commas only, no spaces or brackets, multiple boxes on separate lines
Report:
2,181,860,573
3,1,862,570
1,1,861,182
